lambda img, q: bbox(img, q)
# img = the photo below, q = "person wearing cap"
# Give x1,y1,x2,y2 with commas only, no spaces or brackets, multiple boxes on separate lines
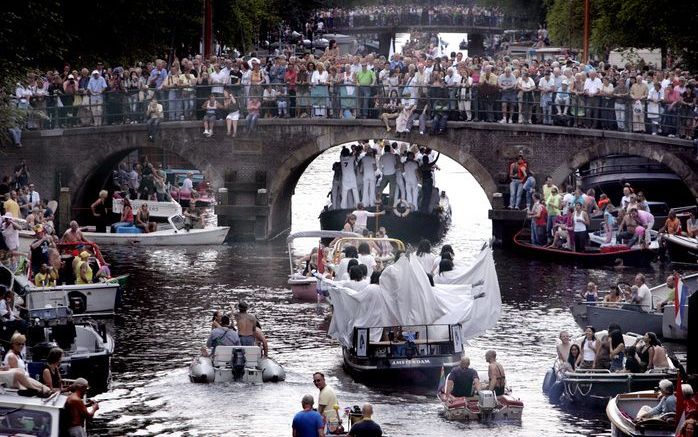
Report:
636,379,676,420
62,72,78,126
72,251,93,285
86,70,107,126
66,378,99,437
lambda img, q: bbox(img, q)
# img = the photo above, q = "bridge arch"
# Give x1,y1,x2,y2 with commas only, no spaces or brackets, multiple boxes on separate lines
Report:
268,132,498,234
549,142,698,199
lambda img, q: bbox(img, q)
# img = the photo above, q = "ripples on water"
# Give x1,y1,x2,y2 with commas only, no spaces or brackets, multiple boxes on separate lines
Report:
90,148,679,436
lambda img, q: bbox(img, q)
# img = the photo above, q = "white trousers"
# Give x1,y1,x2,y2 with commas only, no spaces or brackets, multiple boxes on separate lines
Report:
341,186,359,209
405,180,419,208
362,177,376,206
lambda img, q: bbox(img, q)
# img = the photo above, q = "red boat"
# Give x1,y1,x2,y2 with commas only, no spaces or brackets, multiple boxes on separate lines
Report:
438,391,524,422
512,229,656,267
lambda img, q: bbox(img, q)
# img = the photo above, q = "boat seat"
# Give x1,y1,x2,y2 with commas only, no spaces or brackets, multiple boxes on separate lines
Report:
212,345,262,368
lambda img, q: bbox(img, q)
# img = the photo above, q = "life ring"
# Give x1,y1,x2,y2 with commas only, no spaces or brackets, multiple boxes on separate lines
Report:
393,200,411,218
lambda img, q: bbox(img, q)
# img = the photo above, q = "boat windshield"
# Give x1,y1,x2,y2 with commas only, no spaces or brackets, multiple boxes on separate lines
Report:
0,406,53,436
170,215,186,231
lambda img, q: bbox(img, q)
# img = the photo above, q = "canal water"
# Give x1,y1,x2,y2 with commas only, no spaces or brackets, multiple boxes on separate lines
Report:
91,147,678,436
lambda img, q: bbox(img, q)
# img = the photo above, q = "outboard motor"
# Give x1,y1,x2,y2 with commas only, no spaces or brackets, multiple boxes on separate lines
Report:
478,390,498,418
231,349,246,381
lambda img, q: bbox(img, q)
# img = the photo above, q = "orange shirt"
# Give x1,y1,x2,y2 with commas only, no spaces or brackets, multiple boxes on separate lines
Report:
665,217,681,235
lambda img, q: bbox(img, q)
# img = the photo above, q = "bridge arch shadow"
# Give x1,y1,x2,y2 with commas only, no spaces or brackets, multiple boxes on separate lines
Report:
268,132,498,234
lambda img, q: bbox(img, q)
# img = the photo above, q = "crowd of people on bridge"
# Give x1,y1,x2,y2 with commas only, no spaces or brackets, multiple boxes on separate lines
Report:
329,140,449,218
5,19,698,148
313,3,505,30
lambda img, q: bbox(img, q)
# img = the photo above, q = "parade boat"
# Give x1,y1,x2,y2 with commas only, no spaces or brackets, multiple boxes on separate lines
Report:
319,193,451,244
588,229,660,249
570,273,696,341
81,214,229,246
188,345,285,384
513,229,656,267
606,390,677,437
166,169,216,207
438,388,524,422
1,242,125,316
542,331,677,407
664,234,698,265
20,304,115,394
0,391,69,437
112,195,182,220
323,242,501,385
286,230,361,301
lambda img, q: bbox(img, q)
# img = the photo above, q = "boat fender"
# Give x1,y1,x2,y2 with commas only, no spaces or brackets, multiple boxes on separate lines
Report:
548,381,564,403
542,368,557,394
393,200,411,218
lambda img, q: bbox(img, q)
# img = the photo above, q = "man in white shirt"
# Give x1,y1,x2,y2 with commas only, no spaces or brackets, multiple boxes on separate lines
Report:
181,173,194,192
538,70,556,125
376,144,397,205
498,67,517,123
402,152,420,209
351,203,384,234
444,67,462,114
359,149,377,206
340,149,359,209
583,70,603,128
634,273,653,312
25,184,40,209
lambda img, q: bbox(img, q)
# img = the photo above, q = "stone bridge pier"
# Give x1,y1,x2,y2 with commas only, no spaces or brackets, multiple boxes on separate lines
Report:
3,119,696,241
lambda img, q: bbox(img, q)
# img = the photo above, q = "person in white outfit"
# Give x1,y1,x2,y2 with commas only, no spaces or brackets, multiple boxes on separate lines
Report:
340,148,359,209
393,160,406,207
359,148,377,206
402,152,420,209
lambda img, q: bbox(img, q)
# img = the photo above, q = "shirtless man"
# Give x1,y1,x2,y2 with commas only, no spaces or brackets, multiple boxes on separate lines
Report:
62,221,90,243
557,331,572,363
234,301,268,356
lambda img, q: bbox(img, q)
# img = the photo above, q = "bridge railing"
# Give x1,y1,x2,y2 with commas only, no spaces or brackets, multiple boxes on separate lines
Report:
13,83,694,140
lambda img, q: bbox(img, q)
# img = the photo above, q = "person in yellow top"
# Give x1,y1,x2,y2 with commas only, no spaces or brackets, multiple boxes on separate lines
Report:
73,251,90,280
76,259,93,285
545,186,562,244
34,264,57,287
3,191,21,220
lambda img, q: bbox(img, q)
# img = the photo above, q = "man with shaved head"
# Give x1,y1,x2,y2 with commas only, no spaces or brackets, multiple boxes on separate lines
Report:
348,403,382,437
446,356,480,398
292,394,324,437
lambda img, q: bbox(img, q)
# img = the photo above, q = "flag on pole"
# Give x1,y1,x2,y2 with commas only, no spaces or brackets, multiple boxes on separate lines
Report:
437,365,446,397
675,274,688,328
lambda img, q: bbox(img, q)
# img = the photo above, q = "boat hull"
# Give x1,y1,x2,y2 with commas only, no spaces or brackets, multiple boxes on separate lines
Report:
319,208,448,243
513,230,655,267
665,234,698,265
439,393,524,422
570,303,663,337
23,282,122,316
288,278,323,301
342,347,460,386
559,370,676,406
607,391,677,437
81,226,229,246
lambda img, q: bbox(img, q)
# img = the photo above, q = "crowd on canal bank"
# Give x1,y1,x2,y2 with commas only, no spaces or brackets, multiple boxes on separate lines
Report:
6,32,698,147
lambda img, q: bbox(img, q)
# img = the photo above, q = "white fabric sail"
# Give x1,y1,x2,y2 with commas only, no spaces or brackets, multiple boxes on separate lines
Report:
324,244,501,348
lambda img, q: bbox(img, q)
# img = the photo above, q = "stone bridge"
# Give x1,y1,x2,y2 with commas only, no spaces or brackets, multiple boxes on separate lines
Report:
3,120,696,240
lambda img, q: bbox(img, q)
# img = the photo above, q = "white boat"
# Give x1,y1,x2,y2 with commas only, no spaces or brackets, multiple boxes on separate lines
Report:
82,214,229,246
439,390,524,422
286,230,361,301
0,391,69,437
606,390,677,436
189,345,285,384
0,241,125,317
112,197,182,219
589,229,660,250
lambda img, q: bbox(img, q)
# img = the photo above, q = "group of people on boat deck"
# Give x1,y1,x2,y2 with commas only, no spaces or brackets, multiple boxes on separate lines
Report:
581,273,671,313
0,332,99,436
557,325,669,374
444,352,508,399
510,167,663,251
205,301,268,357
329,141,443,214
293,372,383,437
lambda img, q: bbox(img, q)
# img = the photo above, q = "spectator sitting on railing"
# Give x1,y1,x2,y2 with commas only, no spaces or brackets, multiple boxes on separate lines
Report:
146,97,163,142
246,96,261,134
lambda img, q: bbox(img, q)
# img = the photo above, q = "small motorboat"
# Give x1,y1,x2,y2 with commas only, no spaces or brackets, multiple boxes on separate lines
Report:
542,331,677,407
588,229,660,249
189,346,285,384
513,229,656,267
286,230,361,301
664,234,698,265
2,241,125,317
570,273,696,341
606,390,677,436
82,214,229,246
438,390,524,422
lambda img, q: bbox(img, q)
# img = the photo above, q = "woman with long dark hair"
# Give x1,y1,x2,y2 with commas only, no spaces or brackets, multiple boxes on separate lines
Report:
567,344,581,371
608,323,625,372
415,239,436,274
577,326,597,369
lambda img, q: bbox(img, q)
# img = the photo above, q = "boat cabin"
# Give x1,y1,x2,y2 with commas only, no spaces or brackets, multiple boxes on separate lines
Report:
351,324,462,361
0,391,68,437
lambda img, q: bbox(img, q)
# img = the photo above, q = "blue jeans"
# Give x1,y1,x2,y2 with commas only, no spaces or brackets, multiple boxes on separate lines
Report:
509,180,522,209
546,214,558,242
359,86,371,118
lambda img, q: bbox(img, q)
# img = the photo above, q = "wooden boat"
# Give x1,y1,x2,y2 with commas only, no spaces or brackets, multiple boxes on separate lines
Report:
82,215,229,246
606,390,676,436
664,234,698,265
513,229,656,266
286,230,361,301
542,331,677,407
570,273,695,341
